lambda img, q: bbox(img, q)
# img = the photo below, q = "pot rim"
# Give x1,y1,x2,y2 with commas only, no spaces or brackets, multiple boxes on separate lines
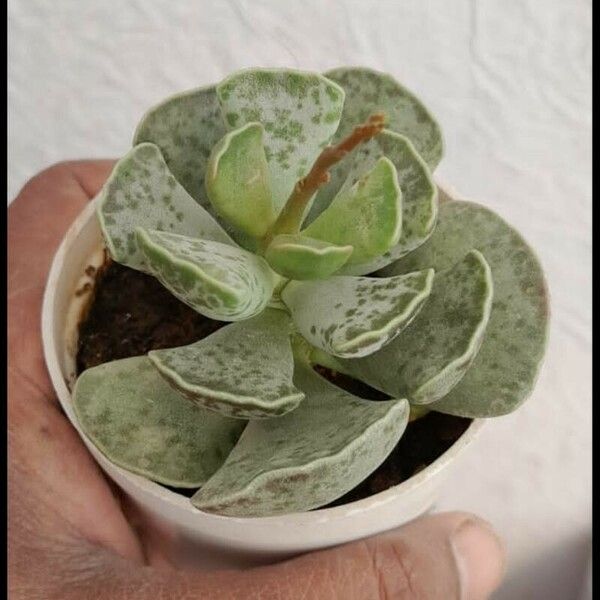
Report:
41,180,485,526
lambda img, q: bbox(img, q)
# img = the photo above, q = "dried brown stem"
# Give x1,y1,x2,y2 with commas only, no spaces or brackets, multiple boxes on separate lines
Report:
264,112,386,242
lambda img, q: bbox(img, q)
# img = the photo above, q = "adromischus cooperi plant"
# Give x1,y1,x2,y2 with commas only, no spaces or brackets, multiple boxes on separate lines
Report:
73,67,549,517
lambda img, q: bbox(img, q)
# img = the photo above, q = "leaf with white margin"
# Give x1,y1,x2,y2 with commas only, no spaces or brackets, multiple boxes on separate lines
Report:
136,228,275,321
191,360,409,516
303,157,402,265
206,122,276,238
307,131,438,275
384,201,549,417
149,309,304,419
265,234,353,280
133,85,227,211
216,68,345,211
336,250,493,404
98,143,234,271
281,269,434,358
325,67,444,170
73,356,246,488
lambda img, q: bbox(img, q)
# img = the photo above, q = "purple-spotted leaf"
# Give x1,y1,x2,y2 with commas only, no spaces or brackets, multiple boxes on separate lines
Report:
149,309,304,419
302,157,402,265
135,228,275,321
73,356,246,488
326,67,444,170
334,250,493,403
216,68,345,212
383,201,549,416
281,269,434,358
191,360,408,516
265,234,353,280
98,143,233,271
206,123,276,238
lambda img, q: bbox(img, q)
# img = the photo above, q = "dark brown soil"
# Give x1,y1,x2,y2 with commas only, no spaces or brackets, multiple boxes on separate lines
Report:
77,261,471,504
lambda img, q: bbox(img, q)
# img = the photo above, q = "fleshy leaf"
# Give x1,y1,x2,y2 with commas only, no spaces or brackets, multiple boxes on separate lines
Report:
326,67,443,169
281,269,434,358
73,356,246,488
303,157,402,265
205,122,275,238
383,201,549,416
136,228,274,321
335,250,493,403
149,309,304,419
265,234,353,280
307,131,438,275
133,85,226,211
191,361,408,516
216,68,345,211
98,143,234,271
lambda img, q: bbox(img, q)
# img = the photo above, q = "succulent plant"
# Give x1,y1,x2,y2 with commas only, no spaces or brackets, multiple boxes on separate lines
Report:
73,67,549,517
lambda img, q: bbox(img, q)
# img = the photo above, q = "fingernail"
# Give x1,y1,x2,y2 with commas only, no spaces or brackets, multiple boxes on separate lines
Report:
451,518,506,600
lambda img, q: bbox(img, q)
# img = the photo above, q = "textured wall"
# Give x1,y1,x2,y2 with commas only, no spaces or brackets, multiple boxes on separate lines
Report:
8,1,592,598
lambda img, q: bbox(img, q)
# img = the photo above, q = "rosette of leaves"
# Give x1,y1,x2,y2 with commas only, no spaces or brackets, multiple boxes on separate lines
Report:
73,67,549,517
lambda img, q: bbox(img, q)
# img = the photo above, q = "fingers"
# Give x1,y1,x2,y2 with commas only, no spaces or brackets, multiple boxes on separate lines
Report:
8,160,115,398
9,159,115,290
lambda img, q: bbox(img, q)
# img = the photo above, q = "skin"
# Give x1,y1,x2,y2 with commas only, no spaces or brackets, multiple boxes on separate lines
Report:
8,161,506,599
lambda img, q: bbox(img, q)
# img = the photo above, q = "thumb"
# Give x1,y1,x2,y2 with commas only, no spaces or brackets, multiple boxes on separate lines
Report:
65,511,505,599
239,510,506,600
144,511,505,599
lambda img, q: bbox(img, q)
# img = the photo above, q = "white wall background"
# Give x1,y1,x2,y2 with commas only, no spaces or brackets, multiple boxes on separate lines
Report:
8,1,592,598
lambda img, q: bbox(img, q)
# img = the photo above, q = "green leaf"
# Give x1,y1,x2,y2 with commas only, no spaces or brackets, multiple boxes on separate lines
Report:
265,234,353,280
303,157,402,265
335,250,493,404
191,361,408,516
133,85,227,212
325,67,444,169
216,68,345,212
205,122,275,238
149,309,304,419
73,356,246,488
135,228,275,321
384,201,549,416
307,131,438,275
98,143,234,271
281,269,434,358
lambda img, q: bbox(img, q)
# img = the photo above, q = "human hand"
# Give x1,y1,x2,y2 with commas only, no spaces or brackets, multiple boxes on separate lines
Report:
8,161,506,599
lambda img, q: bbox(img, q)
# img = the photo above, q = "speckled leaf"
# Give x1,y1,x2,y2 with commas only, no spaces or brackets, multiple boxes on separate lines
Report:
265,234,353,280
216,68,345,212
73,356,246,488
148,309,304,419
344,133,437,274
325,67,443,169
133,85,226,211
205,122,275,238
336,250,493,404
281,269,434,358
136,228,274,321
383,201,549,416
98,143,234,271
307,131,438,275
303,157,402,265
191,361,408,516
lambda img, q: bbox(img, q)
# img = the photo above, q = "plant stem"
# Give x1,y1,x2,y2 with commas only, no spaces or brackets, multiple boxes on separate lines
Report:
262,112,386,245
408,405,431,422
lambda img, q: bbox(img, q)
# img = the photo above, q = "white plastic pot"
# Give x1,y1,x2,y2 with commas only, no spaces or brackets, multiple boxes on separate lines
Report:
41,183,484,569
